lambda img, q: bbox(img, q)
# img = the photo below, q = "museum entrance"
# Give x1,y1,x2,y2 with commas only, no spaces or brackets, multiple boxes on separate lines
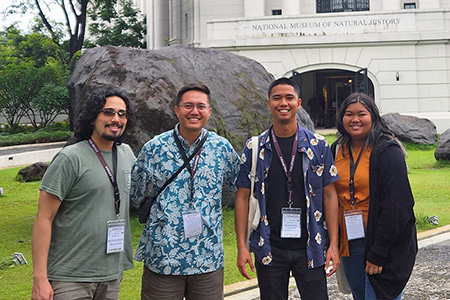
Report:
290,68,374,128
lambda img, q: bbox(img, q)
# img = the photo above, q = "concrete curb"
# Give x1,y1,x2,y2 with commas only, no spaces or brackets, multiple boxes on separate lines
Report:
0,142,65,169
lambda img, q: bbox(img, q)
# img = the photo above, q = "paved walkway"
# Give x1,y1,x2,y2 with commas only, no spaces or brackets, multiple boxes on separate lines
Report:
225,226,450,300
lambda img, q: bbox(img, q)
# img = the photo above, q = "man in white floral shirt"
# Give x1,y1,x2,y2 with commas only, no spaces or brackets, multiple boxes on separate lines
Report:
130,83,240,300
235,77,340,300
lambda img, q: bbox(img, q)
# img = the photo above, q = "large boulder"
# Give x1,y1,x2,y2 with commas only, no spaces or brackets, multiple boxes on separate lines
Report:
68,45,313,207
435,129,450,160
68,45,313,155
381,113,437,145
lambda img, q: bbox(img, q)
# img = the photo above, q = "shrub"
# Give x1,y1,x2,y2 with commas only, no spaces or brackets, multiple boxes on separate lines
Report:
0,130,72,147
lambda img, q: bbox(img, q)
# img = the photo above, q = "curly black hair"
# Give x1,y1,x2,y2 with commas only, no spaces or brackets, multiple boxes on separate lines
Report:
73,86,135,144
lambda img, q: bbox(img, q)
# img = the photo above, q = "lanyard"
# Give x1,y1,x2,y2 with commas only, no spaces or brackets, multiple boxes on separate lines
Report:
88,139,120,216
348,143,364,209
271,129,298,208
173,132,204,203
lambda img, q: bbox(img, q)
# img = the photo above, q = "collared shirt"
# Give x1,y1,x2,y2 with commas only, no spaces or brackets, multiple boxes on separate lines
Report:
237,124,339,268
130,125,240,275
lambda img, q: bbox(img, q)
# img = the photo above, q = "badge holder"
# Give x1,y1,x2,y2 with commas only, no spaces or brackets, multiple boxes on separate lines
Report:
106,219,126,254
183,210,202,238
344,210,365,241
281,207,302,238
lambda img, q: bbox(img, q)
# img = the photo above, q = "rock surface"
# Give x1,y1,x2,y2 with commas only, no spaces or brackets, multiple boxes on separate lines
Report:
68,45,314,207
434,128,450,160
17,162,48,182
382,113,437,145
68,45,313,155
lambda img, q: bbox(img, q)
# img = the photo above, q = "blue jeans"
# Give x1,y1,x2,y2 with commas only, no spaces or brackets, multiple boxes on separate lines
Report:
341,239,365,300
255,246,328,300
365,274,403,300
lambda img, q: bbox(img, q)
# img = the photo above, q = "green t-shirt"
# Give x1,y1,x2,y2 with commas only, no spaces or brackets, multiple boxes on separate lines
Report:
40,140,135,282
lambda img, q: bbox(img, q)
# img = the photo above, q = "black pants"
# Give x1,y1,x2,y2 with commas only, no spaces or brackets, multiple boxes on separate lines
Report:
255,246,328,300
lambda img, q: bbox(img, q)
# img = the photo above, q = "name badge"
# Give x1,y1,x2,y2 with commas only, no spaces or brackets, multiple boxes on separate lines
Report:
281,207,302,238
182,210,202,238
106,219,125,254
344,210,365,241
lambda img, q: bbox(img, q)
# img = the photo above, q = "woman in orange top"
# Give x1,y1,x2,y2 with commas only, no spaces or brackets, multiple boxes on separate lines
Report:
332,93,417,300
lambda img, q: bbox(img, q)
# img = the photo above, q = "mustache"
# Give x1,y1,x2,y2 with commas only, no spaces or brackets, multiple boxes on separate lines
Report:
105,122,124,128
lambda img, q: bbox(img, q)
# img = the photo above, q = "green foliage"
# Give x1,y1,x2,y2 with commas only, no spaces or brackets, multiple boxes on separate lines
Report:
85,0,146,48
33,83,69,127
0,26,70,131
414,212,439,232
0,61,40,130
0,130,72,147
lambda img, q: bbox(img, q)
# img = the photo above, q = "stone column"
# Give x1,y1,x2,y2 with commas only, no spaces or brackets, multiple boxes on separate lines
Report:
169,0,182,45
150,0,169,49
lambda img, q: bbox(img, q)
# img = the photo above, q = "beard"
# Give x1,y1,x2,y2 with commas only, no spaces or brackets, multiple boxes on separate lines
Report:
101,123,124,141
101,133,121,141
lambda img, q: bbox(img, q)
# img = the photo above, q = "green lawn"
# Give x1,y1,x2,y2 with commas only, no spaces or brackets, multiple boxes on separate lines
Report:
0,136,449,299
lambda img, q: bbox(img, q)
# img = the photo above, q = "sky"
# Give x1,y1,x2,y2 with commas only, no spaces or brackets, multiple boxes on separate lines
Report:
0,1,36,32
0,1,64,33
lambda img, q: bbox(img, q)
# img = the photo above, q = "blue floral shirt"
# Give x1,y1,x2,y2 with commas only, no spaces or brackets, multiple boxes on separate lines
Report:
237,124,338,268
130,126,240,275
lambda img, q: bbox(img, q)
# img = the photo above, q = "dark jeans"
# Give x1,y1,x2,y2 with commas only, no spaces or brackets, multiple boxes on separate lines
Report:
255,246,328,300
341,238,365,300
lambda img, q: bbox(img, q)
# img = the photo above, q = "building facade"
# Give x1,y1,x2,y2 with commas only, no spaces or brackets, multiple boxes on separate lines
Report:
140,0,450,133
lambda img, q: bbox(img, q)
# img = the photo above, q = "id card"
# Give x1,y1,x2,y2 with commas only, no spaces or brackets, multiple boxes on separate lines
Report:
281,207,302,238
182,210,202,238
344,210,365,241
106,219,125,254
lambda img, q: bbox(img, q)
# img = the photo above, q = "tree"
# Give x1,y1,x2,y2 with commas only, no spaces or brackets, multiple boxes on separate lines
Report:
33,82,69,127
0,26,69,130
85,0,146,48
0,62,40,131
3,0,119,63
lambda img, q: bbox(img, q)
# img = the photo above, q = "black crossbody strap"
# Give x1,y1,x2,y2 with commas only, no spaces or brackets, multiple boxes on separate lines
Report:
138,131,209,223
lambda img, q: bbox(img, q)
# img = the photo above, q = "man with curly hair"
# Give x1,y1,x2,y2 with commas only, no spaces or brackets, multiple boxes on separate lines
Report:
32,86,135,300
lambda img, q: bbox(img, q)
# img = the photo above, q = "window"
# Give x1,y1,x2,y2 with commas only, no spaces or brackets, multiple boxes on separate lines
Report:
272,9,282,15
317,0,369,13
404,3,416,9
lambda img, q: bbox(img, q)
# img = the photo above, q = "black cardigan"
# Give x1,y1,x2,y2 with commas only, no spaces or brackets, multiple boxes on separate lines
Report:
332,137,418,299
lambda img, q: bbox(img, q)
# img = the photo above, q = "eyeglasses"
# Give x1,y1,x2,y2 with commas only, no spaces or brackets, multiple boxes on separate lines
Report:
178,103,210,112
100,108,128,119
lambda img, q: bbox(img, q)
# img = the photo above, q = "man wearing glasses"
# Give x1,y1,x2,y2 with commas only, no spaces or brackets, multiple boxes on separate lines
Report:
131,83,240,300
32,87,136,300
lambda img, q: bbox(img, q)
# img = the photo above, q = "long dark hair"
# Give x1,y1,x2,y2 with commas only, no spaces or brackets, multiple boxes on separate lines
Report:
73,86,135,144
336,92,403,154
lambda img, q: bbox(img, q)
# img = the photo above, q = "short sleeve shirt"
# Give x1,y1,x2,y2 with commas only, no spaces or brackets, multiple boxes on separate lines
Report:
237,125,339,268
130,126,240,275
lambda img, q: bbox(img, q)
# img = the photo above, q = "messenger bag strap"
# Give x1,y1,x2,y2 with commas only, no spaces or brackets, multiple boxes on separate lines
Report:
138,130,208,222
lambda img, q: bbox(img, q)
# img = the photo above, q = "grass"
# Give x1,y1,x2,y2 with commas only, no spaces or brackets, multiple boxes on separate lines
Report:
0,136,449,299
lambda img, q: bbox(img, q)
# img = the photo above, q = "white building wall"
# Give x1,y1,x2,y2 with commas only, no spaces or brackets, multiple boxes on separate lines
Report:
244,0,265,17
137,0,450,132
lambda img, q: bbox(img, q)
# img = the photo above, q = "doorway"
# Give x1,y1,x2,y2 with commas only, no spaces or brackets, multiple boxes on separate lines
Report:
291,68,374,128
